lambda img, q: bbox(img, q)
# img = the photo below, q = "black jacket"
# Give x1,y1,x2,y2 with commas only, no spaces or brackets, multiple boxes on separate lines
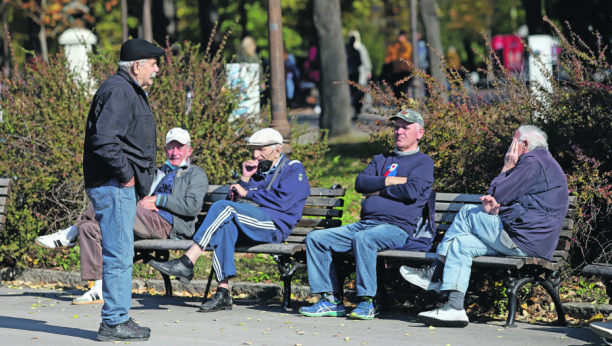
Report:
83,70,157,198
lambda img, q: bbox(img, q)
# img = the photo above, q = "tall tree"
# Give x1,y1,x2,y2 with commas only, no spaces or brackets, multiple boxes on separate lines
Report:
521,0,545,35
312,0,351,138
198,0,220,54
420,0,447,100
141,0,152,42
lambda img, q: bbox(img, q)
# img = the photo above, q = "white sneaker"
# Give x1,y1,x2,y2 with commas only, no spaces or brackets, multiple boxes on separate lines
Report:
72,287,104,305
35,227,77,249
399,265,442,292
418,302,469,327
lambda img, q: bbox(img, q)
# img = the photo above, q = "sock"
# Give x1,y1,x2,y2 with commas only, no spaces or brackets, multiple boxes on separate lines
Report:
448,290,465,310
325,292,341,303
430,258,445,283
218,287,230,296
94,280,103,289
62,225,79,241
179,255,194,269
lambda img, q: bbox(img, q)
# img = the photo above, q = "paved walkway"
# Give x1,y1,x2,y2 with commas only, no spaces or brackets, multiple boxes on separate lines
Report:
0,286,601,345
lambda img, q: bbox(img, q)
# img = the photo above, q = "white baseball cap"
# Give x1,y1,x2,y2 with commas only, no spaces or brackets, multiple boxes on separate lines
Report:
247,128,283,146
165,127,191,145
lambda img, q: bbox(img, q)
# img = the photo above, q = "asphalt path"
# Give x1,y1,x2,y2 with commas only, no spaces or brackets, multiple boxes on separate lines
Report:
0,286,602,346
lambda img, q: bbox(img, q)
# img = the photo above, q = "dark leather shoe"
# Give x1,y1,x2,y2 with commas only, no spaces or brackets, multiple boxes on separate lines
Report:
97,319,151,342
149,258,194,284
127,317,150,333
198,292,233,312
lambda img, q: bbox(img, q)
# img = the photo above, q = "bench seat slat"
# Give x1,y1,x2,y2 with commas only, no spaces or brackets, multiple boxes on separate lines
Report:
296,218,341,228
133,239,304,256
0,197,7,205
301,208,343,217
0,205,6,215
0,187,10,197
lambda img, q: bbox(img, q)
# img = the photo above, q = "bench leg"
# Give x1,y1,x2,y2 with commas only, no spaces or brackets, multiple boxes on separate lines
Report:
542,270,566,326
504,275,535,328
153,250,173,297
376,258,389,310
202,263,215,304
274,255,305,311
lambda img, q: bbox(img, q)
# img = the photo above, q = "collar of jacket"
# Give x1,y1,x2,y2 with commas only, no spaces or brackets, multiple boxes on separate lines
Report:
116,69,148,97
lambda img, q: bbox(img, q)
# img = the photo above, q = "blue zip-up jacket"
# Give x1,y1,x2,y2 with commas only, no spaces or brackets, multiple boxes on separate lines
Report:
356,151,435,251
239,157,310,241
487,148,569,261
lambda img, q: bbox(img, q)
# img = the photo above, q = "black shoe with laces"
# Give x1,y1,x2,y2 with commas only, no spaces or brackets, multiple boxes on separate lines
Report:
149,258,194,284
126,317,150,333
97,319,151,342
198,292,233,312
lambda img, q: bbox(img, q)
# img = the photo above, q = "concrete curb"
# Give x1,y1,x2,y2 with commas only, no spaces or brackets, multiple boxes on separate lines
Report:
0,267,312,299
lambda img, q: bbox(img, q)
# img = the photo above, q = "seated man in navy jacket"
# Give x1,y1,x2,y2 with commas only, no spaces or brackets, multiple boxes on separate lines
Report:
401,125,569,328
300,110,435,320
149,128,310,312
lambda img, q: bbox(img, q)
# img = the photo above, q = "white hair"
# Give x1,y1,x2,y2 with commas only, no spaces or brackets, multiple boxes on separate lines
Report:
518,125,548,150
118,59,148,73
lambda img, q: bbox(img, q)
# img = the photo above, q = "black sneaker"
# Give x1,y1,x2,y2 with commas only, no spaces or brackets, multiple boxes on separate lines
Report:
198,292,233,312
149,258,194,284
126,317,151,333
97,319,150,342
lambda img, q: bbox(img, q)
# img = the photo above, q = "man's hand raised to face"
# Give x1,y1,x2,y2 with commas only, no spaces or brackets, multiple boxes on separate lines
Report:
240,160,259,183
502,138,520,172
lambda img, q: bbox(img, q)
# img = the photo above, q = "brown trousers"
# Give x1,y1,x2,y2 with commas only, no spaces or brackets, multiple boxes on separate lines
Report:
77,203,172,280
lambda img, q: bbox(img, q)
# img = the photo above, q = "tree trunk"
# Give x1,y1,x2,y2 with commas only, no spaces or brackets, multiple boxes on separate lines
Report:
142,0,153,42
1,6,10,73
152,0,177,46
121,0,128,42
312,0,351,138
198,0,220,54
419,0,447,101
38,0,48,63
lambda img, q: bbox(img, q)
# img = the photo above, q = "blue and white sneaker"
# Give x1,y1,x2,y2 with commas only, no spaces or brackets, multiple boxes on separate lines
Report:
299,295,346,317
350,298,379,320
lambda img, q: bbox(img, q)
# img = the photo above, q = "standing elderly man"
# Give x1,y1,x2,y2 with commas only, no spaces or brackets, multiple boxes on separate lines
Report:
401,125,569,328
299,110,435,320
83,39,165,342
36,128,208,306
148,128,311,313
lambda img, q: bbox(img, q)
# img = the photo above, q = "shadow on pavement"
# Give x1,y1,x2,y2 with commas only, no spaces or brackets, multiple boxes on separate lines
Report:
0,316,97,340
522,324,601,345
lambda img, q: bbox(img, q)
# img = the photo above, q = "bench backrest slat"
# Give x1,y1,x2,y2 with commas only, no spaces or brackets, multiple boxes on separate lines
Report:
0,178,14,188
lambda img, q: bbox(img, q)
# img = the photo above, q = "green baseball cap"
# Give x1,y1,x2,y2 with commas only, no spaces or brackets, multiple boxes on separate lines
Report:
390,109,425,128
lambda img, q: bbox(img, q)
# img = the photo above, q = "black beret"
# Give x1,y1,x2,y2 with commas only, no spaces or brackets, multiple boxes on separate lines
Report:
120,39,166,61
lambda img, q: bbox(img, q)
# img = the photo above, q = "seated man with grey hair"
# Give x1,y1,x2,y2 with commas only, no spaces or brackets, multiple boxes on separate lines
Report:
148,128,311,313
400,125,569,327
35,128,208,306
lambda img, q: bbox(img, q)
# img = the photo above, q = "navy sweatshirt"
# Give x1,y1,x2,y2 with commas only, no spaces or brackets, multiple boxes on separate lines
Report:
487,148,569,261
356,152,435,237
239,156,311,242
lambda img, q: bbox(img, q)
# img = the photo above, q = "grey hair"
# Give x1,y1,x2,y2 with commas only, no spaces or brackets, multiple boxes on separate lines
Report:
518,125,548,150
118,59,148,73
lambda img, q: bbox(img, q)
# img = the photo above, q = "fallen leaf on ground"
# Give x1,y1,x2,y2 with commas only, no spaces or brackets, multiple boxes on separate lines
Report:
69,315,78,318
344,337,350,341
340,324,347,326
333,334,342,337
404,334,410,336
243,343,252,345
31,337,38,339
428,326,435,330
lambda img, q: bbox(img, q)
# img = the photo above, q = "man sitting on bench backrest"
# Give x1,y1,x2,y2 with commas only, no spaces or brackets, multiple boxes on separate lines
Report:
35,128,209,305
148,128,311,313
299,109,435,320
401,125,569,328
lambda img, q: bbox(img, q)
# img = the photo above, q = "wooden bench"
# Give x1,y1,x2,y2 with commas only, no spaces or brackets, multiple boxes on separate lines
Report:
327,193,577,328
133,184,346,310
0,178,11,234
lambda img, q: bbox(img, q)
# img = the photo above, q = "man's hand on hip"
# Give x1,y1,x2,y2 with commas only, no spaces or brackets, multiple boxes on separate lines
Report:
480,195,500,215
240,160,259,182
122,176,135,187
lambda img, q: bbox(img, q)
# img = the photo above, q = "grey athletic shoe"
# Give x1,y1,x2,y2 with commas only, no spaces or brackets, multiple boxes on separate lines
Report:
400,265,442,292
149,258,194,284
97,319,150,342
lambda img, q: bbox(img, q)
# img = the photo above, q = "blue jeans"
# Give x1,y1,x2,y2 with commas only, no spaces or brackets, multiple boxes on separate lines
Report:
305,220,408,297
437,204,528,293
192,200,277,281
87,179,137,325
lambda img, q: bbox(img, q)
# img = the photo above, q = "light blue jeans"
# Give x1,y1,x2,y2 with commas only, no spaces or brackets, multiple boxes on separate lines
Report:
437,204,528,293
305,220,408,297
87,179,137,325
